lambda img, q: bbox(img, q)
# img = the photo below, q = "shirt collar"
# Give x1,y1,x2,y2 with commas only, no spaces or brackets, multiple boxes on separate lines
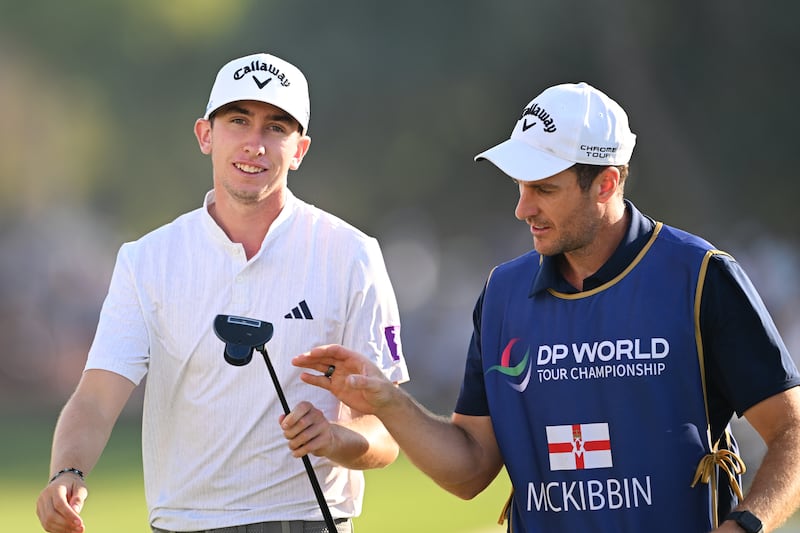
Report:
201,189,298,251
529,200,655,296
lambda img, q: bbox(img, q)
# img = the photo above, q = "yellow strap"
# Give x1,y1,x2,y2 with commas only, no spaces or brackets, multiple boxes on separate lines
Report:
691,449,746,528
498,487,513,525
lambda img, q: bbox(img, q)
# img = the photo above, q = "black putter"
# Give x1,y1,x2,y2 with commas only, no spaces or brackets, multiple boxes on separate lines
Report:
213,314,338,533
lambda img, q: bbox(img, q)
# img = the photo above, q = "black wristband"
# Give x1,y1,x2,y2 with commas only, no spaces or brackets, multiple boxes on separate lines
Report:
49,467,85,484
725,510,764,533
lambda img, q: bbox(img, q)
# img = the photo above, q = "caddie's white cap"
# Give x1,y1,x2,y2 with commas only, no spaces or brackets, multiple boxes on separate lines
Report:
475,82,636,182
203,52,310,132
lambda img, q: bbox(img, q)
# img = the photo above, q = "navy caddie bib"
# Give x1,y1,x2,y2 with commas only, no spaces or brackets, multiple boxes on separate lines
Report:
482,223,722,533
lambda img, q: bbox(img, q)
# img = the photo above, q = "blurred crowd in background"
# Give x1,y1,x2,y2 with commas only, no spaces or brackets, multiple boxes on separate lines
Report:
1,3,798,485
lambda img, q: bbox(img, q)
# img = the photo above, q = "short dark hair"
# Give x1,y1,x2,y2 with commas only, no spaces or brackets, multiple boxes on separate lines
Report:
571,163,629,192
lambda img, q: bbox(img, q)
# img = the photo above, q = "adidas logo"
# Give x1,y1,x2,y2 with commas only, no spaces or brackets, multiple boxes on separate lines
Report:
284,300,314,320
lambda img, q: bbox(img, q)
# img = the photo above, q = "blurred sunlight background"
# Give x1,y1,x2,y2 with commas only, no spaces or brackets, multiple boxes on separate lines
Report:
1,1,799,531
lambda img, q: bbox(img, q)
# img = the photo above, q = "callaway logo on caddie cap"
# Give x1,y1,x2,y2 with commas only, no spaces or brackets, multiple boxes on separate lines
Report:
474,82,636,182
203,52,311,132
520,102,557,133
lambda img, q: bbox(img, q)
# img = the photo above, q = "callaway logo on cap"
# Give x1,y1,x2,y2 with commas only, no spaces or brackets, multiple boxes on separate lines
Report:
203,52,311,132
474,82,636,182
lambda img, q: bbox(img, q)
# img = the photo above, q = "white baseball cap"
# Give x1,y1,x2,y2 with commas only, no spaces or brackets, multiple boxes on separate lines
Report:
203,52,310,132
474,82,636,182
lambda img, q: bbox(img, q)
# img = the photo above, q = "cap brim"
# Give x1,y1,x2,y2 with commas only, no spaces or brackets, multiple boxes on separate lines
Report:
474,138,575,182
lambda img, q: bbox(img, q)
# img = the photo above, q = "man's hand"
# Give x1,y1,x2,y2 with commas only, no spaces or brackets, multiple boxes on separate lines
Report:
36,474,87,533
292,344,398,416
280,401,337,458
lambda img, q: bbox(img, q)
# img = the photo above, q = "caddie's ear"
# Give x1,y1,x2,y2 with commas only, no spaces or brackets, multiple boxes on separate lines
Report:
596,166,621,203
194,118,213,155
289,135,311,171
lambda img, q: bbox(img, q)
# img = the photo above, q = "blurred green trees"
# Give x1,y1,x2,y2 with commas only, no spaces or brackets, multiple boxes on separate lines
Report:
1,0,798,413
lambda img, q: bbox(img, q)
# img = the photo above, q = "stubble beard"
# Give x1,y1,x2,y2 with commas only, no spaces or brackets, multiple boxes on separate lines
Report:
539,220,598,258
223,180,266,206
534,202,599,258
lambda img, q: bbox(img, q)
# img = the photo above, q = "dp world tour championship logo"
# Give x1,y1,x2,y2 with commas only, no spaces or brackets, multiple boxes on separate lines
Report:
487,338,532,392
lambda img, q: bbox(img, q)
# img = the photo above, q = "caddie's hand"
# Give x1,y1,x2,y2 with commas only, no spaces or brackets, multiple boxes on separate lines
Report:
293,344,397,415
280,400,335,458
36,474,87,533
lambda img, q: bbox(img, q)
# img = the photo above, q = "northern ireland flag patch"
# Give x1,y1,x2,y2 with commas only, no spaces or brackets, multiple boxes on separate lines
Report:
546,423,613,471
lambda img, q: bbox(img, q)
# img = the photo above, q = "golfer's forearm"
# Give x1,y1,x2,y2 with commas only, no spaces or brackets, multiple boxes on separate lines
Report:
327,415,399,469
48,370,134,478
49,399,116,477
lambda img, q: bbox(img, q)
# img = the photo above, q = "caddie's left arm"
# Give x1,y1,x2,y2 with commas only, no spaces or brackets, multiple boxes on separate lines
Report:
703,255,800,532
714,386,800,533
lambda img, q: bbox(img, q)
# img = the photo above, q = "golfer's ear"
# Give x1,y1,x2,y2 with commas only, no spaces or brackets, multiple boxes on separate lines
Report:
195,118,213,155
290,135,311,170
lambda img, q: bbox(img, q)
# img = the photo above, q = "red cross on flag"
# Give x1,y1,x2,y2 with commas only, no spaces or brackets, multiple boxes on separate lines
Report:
546,423,613,471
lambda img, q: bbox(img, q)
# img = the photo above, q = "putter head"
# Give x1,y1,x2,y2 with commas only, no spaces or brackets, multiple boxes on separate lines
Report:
213,315,274,366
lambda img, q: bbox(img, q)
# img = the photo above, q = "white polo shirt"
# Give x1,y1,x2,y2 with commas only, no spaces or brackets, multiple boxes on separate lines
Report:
85,190,409,531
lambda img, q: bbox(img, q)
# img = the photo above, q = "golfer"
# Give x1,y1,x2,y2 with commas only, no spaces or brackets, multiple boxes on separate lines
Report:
36,52,409,533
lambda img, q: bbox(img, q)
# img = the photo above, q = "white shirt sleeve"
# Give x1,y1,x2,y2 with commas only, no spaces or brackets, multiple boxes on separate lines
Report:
84,242,150,385
342,237,409,384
